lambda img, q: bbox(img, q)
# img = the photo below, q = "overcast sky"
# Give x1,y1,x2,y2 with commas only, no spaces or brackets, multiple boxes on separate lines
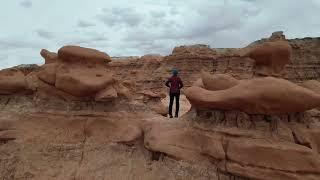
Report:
0,0,319,69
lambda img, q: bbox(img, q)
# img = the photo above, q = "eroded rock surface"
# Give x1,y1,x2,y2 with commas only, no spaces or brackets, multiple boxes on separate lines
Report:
58,45,112,64
143,119,225,163
37,46,116,98
40,49,58,64
0,68,28,95
301,80,320,94
201,71,239,91
245,41,292,76
185,77,320,114
0,33,320,180
37,63,57,85
55,46,114,97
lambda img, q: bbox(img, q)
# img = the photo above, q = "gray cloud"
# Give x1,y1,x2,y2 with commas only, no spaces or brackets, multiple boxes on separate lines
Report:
69,37,108,45
56,31,109,48
240,0,258,2
150,11,166,18
97,7,143,27
77,20,96,28
123,0,255,48
0,38,45,50
122,0,320,53
20,0,32,8
35,29,55,39
170,7,179,15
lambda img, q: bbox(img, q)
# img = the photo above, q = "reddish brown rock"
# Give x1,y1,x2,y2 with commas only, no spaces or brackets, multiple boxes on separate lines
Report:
227,162,319,180
13,64,40,75
0,68,27,95
55,64,114,97
40,49,58,64
138,90,168,116
185,77,320,114
140,90,166,99
54,46,115,97
37,63,57,85
192,78,204,88
58,45,111,64
95,86,118,102
149,102,168,116
289,123,313,148
227,139,320,174
26,72,85,101
301,80,320,94
309,129,320,153
140,54,163,62
143,120,225,163
269,31,286,41
113,83,132,99
39,46,118,98
245,41,292,76
160,44,217,88
83,115,142,143
0,130,18,142
171,44,216,57
37,79,86,101
201,71,239,91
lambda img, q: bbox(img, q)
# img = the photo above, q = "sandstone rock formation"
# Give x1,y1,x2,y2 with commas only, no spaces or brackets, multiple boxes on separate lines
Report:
142,108,320,180
37,46,116,99
108,33,320,95
95,85,118,102
285,37,320,82
109,54,164,94
201,71,239,91
0,32,320,180
301,80,320,110
226,139,320,180
55,46,114,97
245,41,292,76
13,64,40,75
55,63,114,97
192,78,204,88
57,45,112,64
301,80,320,94
0,68,28,95
161,44,217,87
40,49,58,64
138,90,168,116
269,31,286,41
246,31,286,47
186,77,320,114
214,36,320,83
37,63,57,85
143,119,225,163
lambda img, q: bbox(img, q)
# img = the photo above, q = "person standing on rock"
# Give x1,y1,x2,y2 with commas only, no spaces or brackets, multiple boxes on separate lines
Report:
165,69,183,118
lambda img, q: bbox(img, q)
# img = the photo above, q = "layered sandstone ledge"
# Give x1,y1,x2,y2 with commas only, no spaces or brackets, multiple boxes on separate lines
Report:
0,32,320,179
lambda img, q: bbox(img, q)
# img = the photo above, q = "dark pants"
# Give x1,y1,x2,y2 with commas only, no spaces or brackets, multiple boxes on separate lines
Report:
169,93,180,117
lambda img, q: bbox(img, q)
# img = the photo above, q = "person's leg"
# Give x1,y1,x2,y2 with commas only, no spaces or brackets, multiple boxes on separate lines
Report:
175,93,180,117
168,93,174,118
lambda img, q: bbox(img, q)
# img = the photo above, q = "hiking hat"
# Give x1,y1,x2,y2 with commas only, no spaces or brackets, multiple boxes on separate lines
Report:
172,69,179,75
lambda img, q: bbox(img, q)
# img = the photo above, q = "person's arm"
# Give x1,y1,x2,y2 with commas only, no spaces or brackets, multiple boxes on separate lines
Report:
165,78,171,88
